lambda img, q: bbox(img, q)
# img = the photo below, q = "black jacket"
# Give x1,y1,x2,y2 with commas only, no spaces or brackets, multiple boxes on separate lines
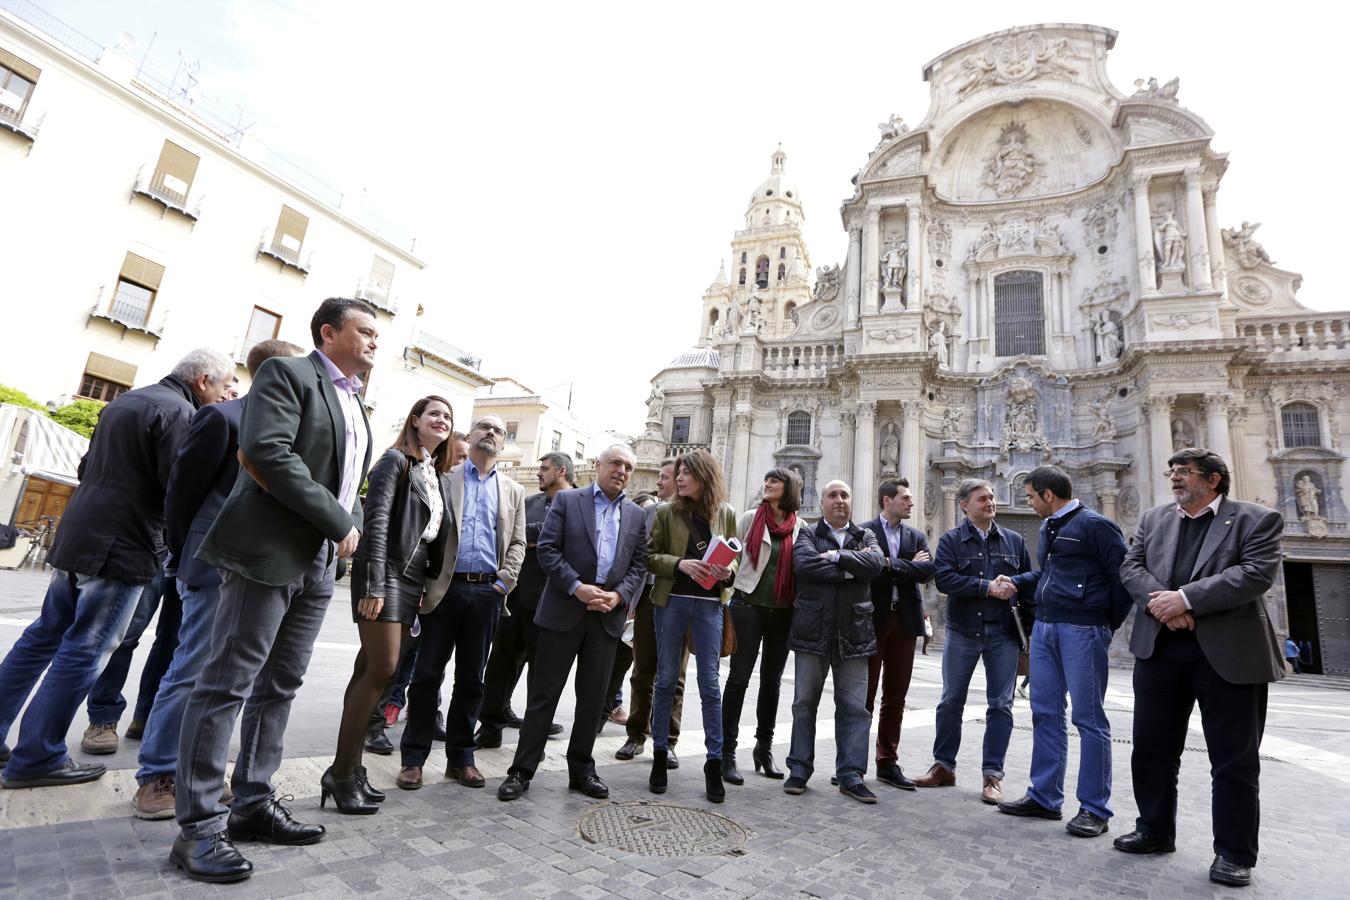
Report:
47,374,200,582
351,449,451,601
1010,503,1131,630
164,397,244,590
934,519,1034,643
864,516,935,637
789,520,885,659
508,491,554,613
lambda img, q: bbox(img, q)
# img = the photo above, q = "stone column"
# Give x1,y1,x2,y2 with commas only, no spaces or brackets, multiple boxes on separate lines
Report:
1098,486,1119,520
1227,403,1250,499
862,208,881,315
838,410,856,489
943,486,957,534
1202,186,1227,297
729,411,754,509
1146,394,1175,505
854,401,877,514
1132,173,1156,295
906,204,921,308
900,399,925,531
845,224,862,328
1201,392,1233,469
1183,167,1212,290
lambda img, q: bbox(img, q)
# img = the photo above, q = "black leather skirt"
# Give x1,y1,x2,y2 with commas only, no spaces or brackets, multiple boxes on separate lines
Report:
350,541,431,626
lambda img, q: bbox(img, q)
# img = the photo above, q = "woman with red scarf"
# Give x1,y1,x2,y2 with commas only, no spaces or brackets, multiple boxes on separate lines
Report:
721,468,803,785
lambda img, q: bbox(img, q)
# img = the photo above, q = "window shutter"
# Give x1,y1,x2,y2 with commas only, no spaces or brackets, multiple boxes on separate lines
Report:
84,352,136,386
119,252,165,290
276,205,309,249
0,48,41,83
153,140,199,196
369,255,395,293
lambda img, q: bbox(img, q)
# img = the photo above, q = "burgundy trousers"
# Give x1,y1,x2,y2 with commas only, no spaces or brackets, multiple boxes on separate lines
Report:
866,610,918,765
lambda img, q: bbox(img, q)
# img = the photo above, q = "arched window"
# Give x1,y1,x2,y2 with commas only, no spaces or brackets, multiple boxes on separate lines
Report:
1281,402,1322,447
755,256,769,289
994,270,1046,356
777,263,786,281
786,411,812,445
738,267,747,286
1010,473,1029,507
707,308,720,333
784,301,797,324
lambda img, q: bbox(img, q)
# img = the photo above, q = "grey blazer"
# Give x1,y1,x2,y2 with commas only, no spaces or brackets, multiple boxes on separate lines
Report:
1120,496,1285,684
535,485,649,639
423,461,527,614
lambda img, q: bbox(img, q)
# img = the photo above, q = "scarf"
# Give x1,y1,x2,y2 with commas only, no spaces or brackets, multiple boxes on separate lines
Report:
746,502,797,606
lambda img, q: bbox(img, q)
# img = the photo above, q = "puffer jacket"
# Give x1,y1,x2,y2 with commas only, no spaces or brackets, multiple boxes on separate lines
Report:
789,520,885,659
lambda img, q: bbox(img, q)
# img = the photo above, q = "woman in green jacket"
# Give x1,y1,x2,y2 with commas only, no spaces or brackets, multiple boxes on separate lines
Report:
647,449,738,802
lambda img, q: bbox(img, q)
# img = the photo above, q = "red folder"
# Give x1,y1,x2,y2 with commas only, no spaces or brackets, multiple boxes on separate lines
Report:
695,536,742,589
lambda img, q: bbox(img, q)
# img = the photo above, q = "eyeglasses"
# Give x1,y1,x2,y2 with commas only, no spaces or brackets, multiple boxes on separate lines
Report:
1164,467,1201,478
475,424,506,436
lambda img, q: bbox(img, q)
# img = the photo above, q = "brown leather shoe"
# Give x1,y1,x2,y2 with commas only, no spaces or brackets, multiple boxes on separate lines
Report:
396,766,423,790
912,763,956,788
446,764,486,788
608,707,629,726
981,775,1003,804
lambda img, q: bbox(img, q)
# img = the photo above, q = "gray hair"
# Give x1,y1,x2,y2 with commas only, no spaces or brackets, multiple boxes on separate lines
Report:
955,478,994,504
598,443,636,466
172,348,233,385
538,452,576,484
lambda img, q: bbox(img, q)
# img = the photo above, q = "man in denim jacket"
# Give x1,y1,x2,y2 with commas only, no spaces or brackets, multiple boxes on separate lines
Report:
915,479,1032,805
995,466,1130,839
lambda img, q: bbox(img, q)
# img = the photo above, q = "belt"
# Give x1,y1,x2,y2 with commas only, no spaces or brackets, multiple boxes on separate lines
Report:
452,572,495,583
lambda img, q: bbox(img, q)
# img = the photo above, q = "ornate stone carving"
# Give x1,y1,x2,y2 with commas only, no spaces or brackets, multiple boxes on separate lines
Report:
982,124,1046,198
645,386,664,422
1221,221,1275,269
1081,275,1128,308
1089,391,1116,441
1131,76,1180,102
955,33,1082,99
1070,116,1094,146
1119,485,1140,525
1233,276,1272,306
882,241,908,290
924,482,939,520
1081,198,1119,246
1295,473,1322,520
1154,212,1187,270
857,400,878,418
866,327,917,345
839,411,856,429
941,405,964,439
1094,310,1123,363
1003,373,1048,453
812,264,841,302
811,305,840,330
1171,417,1194,451
879,422,899,474
927,219,952,261
877,113,909,142
1150,312,1212,331
929,321,950,367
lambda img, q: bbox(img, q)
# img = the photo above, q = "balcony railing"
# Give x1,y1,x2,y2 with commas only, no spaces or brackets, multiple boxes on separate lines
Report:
355,277,398,314
88,285,164,337
412,332,482,371
0,103,42,144
733,220,802,241
1239,314,1350,354
131,163,201,221
257,229,311,274
759,341,847,379
666,442,711,457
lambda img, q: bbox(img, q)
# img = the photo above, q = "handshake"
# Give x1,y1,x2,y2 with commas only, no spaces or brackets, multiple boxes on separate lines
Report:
987,574,1018,601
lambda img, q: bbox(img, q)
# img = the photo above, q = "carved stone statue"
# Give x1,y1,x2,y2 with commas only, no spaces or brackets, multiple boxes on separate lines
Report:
725,298,742,336
1095,310,1122,363
1154,213,1187,270
1090,392,1116,441
1003,374,1048,453
1296,474,1322,520
877,113,908,142
812,264,841,302
1131,76,1180,102
1171,418,1193,451
929,321,949,367
879,422,899,474
746,295,763,333
1221,221,1275,270
982,123,1045,198
882,241,907,290
941,406,963,440
645,386,663,422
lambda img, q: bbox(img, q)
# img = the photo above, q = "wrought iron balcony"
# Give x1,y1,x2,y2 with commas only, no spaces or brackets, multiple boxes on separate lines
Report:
411,331,482,371
354,277,398,314
0,103,42,145
257,228,311,275
131,163,201,221
88,285,165,338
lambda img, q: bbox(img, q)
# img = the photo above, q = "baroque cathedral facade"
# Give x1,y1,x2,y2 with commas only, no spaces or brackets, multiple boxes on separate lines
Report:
636,24,1350,672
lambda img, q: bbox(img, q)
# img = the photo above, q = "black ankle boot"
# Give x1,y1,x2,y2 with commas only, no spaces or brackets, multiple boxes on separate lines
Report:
320,767,379,815
649,749,668,794
704,758,725,803
721,753,744,785
753,740,784,779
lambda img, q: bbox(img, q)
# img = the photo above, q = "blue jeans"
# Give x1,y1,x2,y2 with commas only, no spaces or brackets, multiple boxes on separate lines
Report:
786,652,870,788
932,622,1019,778
0,569,142,778
87,573,181,724
652,595,723,760
1026,620,1114,819
135,581,220,785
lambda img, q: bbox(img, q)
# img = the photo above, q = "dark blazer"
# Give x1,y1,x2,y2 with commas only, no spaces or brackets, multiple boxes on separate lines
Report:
1120,496,1285,684
864,515,935,637
790,520,885,659
48,374,200,582
196,351,372,586
350,449,452,601
164,397,244,590
535,484,648,639
509,491,554,613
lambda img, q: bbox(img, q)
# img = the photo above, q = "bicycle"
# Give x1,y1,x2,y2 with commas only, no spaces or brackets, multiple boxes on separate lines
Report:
16,515,56,570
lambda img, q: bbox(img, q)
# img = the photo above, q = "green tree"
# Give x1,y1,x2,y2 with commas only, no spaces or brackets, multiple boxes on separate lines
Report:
50,399,105,438
0,383,44,410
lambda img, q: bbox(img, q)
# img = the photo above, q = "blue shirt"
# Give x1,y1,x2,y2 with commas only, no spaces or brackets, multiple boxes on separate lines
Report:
455,459,499,575
593,483,623,585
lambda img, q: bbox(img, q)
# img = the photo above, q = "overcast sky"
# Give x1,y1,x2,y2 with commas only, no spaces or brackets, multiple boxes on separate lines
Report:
34,0,1347,436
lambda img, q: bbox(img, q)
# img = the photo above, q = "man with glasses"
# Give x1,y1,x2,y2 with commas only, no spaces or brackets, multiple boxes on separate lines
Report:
995,466,1130,838
1115,448,1284,888
398,414,526,791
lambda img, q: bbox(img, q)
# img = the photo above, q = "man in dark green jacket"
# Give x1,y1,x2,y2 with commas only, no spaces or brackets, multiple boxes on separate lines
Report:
171,299,376,885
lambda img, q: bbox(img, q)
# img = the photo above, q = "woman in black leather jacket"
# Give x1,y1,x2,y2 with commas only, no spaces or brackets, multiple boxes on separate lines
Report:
323,395,455,813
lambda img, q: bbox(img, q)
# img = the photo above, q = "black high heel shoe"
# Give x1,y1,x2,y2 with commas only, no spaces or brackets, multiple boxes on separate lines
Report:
753,740,784,779
354,765,385,803
320,767,379,815
704,758,725,803
721,753,744,785
650,749,668,794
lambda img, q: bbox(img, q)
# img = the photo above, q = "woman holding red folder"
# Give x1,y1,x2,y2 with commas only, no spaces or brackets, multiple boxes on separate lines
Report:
646,449,739,802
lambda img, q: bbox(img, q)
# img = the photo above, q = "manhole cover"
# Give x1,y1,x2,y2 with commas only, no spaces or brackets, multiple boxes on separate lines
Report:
577,801,749,857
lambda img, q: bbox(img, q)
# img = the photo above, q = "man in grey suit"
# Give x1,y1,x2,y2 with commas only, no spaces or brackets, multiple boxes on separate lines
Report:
1115,447,1285,889
498,445,649,801
171,299,376,884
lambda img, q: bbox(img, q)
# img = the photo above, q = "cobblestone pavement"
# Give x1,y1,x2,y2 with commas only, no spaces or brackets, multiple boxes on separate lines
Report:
0,568,1347,897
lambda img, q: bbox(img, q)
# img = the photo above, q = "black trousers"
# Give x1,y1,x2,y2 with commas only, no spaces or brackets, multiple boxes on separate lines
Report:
480,601,538,728
722,602,792,751
604,641,633,711
1131,628,1268,867
508,614,618,780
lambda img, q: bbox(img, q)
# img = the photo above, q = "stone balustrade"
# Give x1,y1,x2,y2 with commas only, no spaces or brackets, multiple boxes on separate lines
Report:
1239,314,1350,354
761,342,846,378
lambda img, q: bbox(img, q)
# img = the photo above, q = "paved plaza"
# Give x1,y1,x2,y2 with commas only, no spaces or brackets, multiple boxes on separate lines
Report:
0,567,1346,898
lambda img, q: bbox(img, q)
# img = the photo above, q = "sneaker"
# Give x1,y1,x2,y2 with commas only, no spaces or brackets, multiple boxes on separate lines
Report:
839,781,878,804
81,722,119,755
125,720,146,740
133,774,176,820
382,703,401,729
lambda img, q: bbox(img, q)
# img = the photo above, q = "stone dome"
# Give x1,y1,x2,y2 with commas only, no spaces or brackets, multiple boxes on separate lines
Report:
666,347,720,369
749,147,799,204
